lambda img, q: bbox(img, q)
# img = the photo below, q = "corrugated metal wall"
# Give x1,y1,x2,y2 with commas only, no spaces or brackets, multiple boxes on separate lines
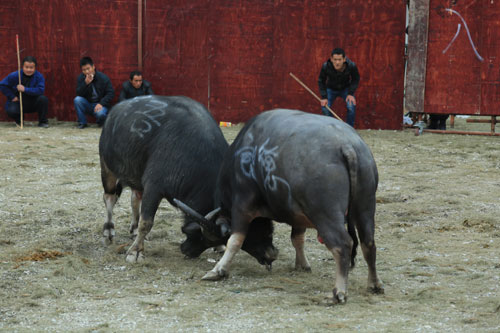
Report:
0,0,406,129
425,0,500,115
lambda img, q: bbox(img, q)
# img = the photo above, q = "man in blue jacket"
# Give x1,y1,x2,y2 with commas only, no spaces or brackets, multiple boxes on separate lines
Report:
74,57,114,129
0,56,49,127
318,48,360,127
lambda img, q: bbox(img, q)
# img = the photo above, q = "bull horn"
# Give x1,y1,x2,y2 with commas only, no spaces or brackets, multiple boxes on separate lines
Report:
204,207,221,221
173,198,219,236
173,198,205,221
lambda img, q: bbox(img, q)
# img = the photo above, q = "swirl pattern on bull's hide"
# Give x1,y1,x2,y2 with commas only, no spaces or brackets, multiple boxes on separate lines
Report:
128,99,166,138
236,137,292,207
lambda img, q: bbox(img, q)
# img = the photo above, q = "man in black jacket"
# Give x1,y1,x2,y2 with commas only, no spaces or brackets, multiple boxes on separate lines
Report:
74,57,114,129
118,71,154,102
318,48,360,127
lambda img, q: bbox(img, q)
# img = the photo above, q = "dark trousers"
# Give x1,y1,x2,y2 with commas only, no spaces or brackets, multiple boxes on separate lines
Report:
428,114,449,130
5,95,48,124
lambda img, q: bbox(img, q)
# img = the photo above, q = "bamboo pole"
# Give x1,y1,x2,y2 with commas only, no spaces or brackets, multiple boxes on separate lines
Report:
16,34,23,129
289,72,342,121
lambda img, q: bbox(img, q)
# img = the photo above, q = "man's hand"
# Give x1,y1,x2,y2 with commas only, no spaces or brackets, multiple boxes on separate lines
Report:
94,103,103,113
320,99,328,107
12,97,19,102
85,74,94,85
16,84,25,92
346,95,356,106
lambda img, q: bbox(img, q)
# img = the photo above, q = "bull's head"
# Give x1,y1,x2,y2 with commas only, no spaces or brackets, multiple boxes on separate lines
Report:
174,198,231,258
174,198,278,269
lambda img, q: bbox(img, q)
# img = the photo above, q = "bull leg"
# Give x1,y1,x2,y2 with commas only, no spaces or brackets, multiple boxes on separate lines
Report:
202,232,246,280
100,159,123,245
126,188,161,263
291,228,311,272
103,193,118,244
129,190,142,238
353,210,384,294
315,212,353,304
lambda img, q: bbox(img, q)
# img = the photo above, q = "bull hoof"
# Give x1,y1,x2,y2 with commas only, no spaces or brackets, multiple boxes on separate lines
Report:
333,288,347,304
126,250,145,263
368,278,384,294
369,284,385,294
129,227,138,238
295,265,312,272
201,269,228,281
102,228,115,245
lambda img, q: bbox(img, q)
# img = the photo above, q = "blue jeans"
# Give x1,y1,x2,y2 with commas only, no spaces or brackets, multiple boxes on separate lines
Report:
321,88,356,127
74,96,108,125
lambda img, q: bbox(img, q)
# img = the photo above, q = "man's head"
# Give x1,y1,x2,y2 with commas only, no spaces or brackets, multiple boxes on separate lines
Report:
22,56,37,76
330,48,346,71
80,57,96,77
129,70,143,89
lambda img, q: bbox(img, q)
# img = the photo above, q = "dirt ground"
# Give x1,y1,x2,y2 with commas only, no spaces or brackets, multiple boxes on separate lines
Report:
0,117,499,332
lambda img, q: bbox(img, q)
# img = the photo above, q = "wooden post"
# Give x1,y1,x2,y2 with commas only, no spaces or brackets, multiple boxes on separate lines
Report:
405,0,430,115
16,34,23,129
138,0,143,71
450,115,455,128
491,116,496,134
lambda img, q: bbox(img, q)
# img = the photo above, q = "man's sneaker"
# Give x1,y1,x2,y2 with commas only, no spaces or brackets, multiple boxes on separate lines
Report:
78,123,88,129
38,122,49,128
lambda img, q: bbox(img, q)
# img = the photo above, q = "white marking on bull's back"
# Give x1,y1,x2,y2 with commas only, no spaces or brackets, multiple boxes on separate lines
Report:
128,99,167,138
236,136,293,207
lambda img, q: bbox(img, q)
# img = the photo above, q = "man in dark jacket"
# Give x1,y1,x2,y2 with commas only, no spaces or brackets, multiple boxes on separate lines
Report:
318,48,360,127
74,57,114,129
0,56,49,127
118,71,154,102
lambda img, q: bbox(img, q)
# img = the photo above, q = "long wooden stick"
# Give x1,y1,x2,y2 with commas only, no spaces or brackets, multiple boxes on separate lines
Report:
16,34,23,129
289,72,342,121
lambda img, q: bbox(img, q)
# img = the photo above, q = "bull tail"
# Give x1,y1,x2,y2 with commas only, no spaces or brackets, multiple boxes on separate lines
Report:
100,156,123,198
341,145,359,269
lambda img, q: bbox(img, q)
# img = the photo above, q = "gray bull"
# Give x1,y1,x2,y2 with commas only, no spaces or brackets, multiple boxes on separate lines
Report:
193,109,384,303
99,96,228,262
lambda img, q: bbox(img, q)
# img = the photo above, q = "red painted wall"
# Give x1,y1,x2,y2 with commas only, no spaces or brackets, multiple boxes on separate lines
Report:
0,0,406,129
425,1,500,115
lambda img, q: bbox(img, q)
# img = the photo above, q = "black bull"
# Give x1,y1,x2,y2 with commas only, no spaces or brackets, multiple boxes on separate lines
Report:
99,96,276,263
181,109,384,304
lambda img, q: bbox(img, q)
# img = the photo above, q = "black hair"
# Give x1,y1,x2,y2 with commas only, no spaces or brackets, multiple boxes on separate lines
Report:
129,70,143,80
331,48,345,57
80,56,94,67
22,56,37,67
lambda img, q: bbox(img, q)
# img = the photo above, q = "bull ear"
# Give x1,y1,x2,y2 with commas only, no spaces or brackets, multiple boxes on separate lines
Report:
182,222,201,235
215,216,232,237
173,198,219,237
